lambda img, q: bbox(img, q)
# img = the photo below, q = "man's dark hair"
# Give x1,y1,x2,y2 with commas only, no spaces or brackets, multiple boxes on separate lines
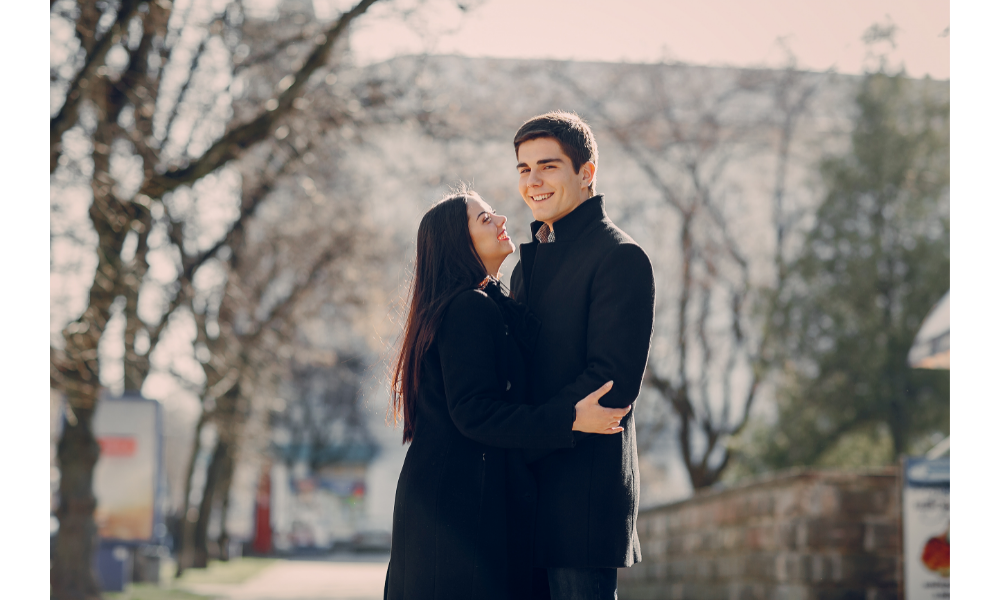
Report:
514,111,599,195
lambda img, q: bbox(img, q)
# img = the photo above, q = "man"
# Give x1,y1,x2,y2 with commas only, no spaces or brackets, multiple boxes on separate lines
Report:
509,111,655,599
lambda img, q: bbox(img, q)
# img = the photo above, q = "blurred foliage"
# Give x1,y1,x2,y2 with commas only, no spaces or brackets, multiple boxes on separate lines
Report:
727,70,950,478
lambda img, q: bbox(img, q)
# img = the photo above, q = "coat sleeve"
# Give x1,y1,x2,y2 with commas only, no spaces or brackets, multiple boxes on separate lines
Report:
509,260,525,302
437,290,577,449
531,243,655,452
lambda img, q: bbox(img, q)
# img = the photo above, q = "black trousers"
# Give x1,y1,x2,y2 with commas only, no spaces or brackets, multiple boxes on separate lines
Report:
532,567,618,600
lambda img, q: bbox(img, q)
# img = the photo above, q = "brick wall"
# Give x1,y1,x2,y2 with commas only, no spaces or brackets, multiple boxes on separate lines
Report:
619,468,901,600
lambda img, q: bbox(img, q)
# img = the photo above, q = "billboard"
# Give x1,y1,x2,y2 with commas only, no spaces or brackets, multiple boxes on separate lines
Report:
92,396,162,542
902,456,950,600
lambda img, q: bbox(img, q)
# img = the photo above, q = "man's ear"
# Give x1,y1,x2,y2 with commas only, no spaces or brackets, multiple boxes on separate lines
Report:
580,161,597,188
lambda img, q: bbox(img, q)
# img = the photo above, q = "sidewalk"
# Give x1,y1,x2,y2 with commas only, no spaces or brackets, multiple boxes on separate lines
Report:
179,558,388,600
109,554,390,600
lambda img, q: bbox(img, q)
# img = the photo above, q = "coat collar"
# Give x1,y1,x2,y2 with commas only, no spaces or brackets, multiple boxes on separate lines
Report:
528,195,607,243
482,280,541,356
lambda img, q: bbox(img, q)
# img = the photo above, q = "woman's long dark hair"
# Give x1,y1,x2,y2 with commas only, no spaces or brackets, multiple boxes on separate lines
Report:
390,192,489,443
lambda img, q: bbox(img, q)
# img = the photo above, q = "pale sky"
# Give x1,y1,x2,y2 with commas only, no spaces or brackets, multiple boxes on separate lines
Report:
335,0,949,79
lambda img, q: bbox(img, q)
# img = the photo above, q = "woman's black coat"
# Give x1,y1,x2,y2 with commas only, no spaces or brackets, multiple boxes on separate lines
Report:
384,285,577,600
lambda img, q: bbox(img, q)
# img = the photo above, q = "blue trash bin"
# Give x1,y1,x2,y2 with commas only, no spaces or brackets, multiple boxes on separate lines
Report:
96,542,132,592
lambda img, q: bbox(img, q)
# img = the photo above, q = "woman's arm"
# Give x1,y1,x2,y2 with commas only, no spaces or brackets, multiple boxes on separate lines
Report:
438,290,625,449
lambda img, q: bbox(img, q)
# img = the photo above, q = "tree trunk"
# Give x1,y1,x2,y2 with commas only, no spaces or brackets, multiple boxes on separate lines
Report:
206,380,244,561
215,448,238,561
193,439,230,568
51,406,103,600
175,415,207,577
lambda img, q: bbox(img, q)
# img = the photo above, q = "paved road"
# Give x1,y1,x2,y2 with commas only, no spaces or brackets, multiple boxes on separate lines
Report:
182,556,389,600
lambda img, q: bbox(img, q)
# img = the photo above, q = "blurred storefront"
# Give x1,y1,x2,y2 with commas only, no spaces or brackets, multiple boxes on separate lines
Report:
257,439,382,554
908,291,950,371
902,290,949,599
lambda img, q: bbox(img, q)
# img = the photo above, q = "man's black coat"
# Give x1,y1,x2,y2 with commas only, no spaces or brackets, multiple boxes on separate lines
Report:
510,195,656,569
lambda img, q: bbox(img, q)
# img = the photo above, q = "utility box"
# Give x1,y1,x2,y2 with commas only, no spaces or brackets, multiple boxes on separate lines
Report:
95,543,132,592
132,544,171,584
902,456,950,600
91,395,166,591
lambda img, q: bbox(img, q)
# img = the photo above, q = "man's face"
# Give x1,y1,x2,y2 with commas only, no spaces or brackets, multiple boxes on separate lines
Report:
516,137,595,229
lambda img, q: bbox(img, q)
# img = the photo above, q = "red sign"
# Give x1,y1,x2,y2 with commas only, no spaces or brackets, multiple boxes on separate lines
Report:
98,436,137,457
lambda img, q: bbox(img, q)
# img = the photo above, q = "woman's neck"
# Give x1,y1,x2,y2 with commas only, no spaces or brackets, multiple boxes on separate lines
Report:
484,260,502,280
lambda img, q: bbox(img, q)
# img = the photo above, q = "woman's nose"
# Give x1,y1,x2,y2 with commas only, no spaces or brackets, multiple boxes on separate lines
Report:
497,214,507,227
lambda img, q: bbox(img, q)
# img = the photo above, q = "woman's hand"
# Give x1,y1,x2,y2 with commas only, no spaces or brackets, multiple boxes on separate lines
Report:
572,381,631,434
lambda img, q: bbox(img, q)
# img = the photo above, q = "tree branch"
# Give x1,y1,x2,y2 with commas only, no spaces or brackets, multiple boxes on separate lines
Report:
142,0,381,198
160,35,210,153
180,140,302,283
51,0,146,173
246,241,348,346
234,31,312,75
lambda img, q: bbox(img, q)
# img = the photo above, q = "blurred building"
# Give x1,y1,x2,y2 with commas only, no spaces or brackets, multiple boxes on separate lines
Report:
263,352,382,552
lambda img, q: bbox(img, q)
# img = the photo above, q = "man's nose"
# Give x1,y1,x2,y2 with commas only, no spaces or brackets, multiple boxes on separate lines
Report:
526,169,541,186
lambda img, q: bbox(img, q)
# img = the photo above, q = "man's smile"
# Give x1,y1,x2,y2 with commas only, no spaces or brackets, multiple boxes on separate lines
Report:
531,193,553,202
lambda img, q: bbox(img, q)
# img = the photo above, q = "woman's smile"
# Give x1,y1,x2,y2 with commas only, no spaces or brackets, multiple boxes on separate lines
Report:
467,195,515,277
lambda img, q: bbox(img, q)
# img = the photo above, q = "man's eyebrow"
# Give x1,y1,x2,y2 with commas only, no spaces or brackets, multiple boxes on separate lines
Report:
516,157,565,169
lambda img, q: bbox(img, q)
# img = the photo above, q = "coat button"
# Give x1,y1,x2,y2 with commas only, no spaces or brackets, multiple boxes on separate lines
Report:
506,381,511,391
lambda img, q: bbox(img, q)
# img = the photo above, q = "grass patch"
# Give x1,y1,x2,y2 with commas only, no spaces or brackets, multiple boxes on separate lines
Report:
106,585,212,600
173,557,278,585
106,557,279,600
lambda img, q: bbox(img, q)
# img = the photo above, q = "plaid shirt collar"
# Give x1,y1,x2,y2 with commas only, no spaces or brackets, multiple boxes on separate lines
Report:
535,223,556,244
528,195,606,244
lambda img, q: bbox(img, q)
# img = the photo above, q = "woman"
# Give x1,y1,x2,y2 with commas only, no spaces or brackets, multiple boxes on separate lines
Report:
384,190,631,600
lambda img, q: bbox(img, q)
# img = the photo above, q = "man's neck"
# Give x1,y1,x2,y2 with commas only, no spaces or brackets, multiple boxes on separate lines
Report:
543,192,592,233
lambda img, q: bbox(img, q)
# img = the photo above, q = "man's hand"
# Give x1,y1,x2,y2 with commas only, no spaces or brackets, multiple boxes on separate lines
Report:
572,381,631,434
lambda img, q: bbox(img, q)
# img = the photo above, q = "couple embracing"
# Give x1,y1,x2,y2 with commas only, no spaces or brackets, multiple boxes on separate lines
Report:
384,112,656,600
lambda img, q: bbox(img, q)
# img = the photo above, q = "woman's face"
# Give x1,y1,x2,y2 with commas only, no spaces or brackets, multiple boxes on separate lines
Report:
466,195,515,277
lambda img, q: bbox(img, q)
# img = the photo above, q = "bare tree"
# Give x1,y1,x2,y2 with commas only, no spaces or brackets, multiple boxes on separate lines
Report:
174,194,374,571
49,0,387,596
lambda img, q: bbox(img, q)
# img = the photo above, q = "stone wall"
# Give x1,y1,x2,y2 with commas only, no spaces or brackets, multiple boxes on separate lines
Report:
619,468,901,600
